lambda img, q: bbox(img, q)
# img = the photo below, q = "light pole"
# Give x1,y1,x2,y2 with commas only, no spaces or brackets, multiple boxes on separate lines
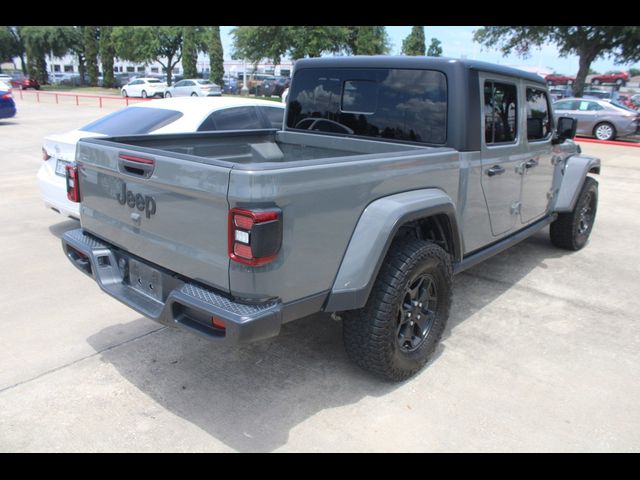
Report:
241,60,249,95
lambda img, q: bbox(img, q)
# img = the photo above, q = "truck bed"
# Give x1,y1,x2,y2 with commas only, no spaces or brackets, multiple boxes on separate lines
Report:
75,129,459,304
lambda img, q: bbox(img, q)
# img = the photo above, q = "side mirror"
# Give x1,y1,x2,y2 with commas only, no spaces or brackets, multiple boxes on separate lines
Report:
554,116,577,144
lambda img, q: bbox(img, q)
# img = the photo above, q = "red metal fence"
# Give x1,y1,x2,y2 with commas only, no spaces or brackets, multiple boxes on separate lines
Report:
15,88,153,108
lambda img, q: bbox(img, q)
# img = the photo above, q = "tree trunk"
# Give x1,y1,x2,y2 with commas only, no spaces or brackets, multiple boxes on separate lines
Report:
573,50,596,97
165,55,173,86
77,54,86,87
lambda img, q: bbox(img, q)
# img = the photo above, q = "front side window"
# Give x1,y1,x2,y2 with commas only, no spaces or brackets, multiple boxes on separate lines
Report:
287,68,447,144
554,100,577,111
484,81,518,144
526,87,552,141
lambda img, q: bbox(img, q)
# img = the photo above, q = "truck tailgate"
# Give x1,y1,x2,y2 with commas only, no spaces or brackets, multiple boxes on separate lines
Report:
76,140,231,292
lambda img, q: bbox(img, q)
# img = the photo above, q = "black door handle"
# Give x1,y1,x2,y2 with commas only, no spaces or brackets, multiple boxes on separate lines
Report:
525,158,539,169
486,165,506,176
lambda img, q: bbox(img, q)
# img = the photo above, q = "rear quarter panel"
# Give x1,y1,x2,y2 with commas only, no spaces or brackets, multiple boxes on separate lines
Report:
227,149,460,304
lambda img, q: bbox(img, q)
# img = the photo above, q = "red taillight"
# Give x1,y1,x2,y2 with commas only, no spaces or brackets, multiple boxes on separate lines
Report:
1,93,11,100
211,316,226,331
65,163,80,203
228,208,282,266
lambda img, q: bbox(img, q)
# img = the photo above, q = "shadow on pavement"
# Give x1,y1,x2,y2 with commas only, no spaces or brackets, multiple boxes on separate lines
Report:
48,219,80,239
85,227,569,452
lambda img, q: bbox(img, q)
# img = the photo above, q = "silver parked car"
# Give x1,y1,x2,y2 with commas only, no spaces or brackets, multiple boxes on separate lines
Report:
164,79,222,98
553,97,640,141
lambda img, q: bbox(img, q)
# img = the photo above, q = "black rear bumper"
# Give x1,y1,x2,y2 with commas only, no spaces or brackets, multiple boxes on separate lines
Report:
62,228,282,343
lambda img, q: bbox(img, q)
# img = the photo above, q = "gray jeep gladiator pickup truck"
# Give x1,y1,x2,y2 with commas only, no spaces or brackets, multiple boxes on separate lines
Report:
61,56,600,381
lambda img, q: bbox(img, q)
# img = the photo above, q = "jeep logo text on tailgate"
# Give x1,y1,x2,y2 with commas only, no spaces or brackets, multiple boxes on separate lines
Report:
117,182,156,218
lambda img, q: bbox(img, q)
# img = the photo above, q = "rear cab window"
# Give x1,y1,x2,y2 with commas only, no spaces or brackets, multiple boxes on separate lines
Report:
286,68,447,145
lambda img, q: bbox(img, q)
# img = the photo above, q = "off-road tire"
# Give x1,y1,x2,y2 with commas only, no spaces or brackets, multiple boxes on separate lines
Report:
550,176,598,251
342,239,453,382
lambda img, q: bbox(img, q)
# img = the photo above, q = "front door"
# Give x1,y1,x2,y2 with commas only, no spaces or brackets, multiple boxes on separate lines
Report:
520,86,555,224
480,77,527,237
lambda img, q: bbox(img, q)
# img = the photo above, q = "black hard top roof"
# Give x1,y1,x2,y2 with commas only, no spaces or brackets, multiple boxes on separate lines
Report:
293,55,546,85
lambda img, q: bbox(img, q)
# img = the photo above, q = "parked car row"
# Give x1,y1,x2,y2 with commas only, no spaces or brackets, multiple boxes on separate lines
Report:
0,72,40,90
545,70,631,87
37,97,285,219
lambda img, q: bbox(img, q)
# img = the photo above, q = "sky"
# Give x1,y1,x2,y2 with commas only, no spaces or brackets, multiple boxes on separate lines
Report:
219,26,633,75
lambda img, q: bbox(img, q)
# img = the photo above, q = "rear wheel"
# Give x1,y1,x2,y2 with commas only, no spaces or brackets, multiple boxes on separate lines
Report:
550,176,598,251
191,92,198,97
615,78,625,86
594,122,616,141
141,90,148,98
342,239,452,381
164,91,171,98
591,78,601,86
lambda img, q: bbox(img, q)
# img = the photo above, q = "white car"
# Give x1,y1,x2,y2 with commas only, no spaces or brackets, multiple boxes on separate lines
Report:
37,97,285,219
164,79,222,97
121,78,167,98
0,79,11,92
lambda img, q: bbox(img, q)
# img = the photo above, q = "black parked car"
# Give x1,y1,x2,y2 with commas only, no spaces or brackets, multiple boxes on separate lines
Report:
261,76,290,97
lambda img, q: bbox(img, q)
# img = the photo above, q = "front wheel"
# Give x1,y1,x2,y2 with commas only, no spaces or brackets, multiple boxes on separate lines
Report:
122,89,128,98
591,79,601,86
342,239,453,381
615,78,625,86
190,92,198,97
164,92,171,98
550,176,598,251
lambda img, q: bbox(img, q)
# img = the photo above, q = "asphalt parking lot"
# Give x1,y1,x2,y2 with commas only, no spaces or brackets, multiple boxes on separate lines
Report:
1,97,639,452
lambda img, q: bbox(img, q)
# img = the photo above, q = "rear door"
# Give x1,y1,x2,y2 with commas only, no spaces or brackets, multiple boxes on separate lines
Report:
76,140,232,292
479,75,528,237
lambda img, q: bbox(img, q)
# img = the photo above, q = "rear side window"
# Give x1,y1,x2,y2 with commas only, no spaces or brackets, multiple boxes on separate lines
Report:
198,106,264,131
260,106,285,129
578,101,603,111
484,81,518,144
287,68,447,144
526,87,552,141
81,107,183,135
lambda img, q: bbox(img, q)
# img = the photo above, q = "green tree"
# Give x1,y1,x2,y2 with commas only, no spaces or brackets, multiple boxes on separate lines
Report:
4,27,26,74
474,26,640,96
84,26,99,86
208,26,224,86
353,26,389,55
427,38,443,57
402,26,426,56
99,26,115,88
628,67,640,77
182,26,198,78
21,26,69,84
0,27,21,71
232,26,350,64
64,26,87,86
112,26,183,85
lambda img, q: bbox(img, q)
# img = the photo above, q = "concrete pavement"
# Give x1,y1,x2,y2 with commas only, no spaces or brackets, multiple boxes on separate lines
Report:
0,97,639,452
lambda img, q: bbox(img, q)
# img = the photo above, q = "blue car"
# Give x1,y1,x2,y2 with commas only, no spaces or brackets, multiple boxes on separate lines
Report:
0,86,16,119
